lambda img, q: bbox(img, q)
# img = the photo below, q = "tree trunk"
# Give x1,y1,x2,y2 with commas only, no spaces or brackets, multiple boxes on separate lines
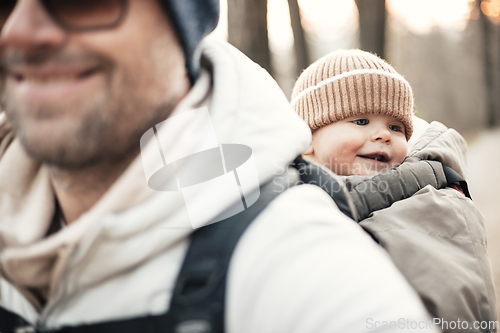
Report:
354,0,386,59
228,0,272,74
477,0,499,127
288,0,310,76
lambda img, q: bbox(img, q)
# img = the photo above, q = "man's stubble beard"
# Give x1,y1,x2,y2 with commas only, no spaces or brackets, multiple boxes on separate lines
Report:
1,71,177,171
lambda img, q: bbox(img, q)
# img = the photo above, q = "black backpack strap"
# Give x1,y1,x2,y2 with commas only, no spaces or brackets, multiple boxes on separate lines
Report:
291,156,355,220
167,179,282,333
0,292,175,332
1,181,282,333
0,306,33,333
44,314,172,333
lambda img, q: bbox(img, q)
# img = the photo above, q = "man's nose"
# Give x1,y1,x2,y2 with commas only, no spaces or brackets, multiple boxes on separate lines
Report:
1,0,66,51
371,126,391,143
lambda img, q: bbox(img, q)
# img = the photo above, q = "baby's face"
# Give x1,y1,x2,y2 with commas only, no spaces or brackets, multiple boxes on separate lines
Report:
306,114,408,176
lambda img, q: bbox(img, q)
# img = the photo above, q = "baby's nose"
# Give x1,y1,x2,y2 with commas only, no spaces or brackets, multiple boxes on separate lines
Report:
372,127,391,143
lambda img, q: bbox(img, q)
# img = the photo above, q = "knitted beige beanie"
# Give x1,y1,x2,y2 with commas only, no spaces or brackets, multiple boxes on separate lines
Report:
291,49,414,140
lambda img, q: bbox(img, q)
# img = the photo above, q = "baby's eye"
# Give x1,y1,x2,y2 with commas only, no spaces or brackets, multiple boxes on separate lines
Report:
353,119,368,126
389,124,402,132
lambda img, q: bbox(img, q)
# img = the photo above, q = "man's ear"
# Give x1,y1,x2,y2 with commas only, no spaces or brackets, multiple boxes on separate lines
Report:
303,143,314,156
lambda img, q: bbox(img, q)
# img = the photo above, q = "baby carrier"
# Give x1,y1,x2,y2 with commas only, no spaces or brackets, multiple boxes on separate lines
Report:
1,158,492,333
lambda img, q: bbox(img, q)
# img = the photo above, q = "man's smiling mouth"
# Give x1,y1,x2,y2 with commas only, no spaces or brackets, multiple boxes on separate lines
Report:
5,64,105,104
10,67,101,84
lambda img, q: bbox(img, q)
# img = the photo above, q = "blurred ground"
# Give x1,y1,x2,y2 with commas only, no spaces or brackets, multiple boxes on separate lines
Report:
467,127,500,319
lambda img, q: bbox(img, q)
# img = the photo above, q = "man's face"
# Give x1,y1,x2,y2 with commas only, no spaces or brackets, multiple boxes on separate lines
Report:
307,114,408,176
0,0,189,168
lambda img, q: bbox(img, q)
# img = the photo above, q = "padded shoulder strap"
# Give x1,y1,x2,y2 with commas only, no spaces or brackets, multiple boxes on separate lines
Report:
0,306,32,333
167,179,283,333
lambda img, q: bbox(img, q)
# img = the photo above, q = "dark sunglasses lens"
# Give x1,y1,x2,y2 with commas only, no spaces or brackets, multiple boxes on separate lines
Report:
0,0,17,30
44,0,125,30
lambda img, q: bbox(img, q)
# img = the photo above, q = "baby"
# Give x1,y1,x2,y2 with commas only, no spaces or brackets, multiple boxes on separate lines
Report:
290,49,496,332
291,49,413,177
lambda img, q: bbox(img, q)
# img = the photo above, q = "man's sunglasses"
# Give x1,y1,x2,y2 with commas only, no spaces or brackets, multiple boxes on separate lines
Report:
0,0,129,32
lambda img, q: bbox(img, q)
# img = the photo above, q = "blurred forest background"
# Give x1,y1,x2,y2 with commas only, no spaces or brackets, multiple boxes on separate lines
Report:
210,0,500,320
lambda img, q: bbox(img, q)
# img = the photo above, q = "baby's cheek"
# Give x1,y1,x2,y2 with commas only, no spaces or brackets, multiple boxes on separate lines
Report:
390,152,406,168
390,162,401,169
340,141,362,159
320,143,339,161
394,152,407,167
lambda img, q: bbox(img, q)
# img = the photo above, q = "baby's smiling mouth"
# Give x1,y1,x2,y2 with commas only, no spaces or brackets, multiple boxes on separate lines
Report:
358,153,389,163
